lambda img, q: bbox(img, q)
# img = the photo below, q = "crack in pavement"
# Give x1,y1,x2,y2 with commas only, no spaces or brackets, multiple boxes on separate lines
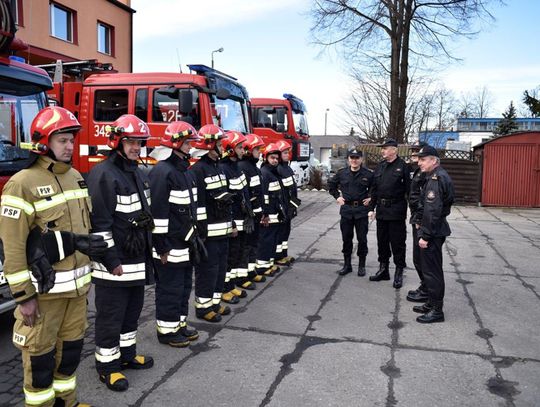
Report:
446,237,519,407
484,208,540,251
381,289,402,407
456,207,540,302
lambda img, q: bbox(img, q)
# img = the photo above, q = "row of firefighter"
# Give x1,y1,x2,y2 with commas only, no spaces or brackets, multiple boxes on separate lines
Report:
0,106,301,405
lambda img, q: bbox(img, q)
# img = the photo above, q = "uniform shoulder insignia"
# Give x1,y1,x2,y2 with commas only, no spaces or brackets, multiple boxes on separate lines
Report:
432,175,438,180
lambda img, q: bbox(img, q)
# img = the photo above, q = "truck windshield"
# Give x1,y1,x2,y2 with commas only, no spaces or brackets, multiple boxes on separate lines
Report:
211,95,249,133
0,92,47,165
293,111,309,135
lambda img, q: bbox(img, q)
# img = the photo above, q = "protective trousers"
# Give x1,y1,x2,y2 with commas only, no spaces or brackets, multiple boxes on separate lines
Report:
13,295,87,407
340,216,369,258
244,219,260,280
255,224,280,274
194,238,229,317
94,285,144,375
227,231,250,289
376,219,407,268
154,260,193,336
276,220,291,260
412,226,425,288
420,237,446,309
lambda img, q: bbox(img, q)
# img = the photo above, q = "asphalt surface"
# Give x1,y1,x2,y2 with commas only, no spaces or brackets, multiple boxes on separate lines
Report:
0,190,539,406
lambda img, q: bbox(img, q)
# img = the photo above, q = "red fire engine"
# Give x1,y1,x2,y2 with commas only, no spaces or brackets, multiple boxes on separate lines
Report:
251,94,311,185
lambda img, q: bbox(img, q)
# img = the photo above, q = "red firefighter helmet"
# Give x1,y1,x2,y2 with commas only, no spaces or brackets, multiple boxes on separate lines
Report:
106,114,150,149
263,142,281,159
29,106,81,154
161,121,198,150
276,140,292,152
191,124,225,150
243,133,265,154
222,131,247,158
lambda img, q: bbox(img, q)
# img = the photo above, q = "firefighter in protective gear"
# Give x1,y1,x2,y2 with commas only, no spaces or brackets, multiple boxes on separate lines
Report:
238,134,266,284
255,143,288,277
190,124,234,322
149,121,201,347
219,131,255,303
88,114,155,392
0,106,95,407
275,140,301,266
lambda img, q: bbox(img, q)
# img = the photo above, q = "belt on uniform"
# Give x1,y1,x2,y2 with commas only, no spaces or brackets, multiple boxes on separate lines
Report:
345,200,362,207
378,198,401,206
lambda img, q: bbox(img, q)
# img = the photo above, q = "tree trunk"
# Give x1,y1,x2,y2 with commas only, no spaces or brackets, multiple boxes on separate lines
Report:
396,0,412,143
388,1,402,142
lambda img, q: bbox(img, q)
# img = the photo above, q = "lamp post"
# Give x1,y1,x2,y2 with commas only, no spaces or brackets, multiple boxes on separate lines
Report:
324,108,330,136
211,47,224,69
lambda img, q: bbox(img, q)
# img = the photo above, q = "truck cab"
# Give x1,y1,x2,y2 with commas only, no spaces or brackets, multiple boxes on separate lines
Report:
251,94,311,186
0,56,52,314
44,63,251,173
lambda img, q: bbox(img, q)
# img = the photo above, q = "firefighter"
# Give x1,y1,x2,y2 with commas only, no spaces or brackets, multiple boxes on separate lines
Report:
0,106,103,407
88,115,155,392
407,141,429,302
275,140,301,266
190,124,234,322
238,134,267,284
414,145,455,323
368,139,411,289
148,121,201,347
219,131,256,302
255,143,287,277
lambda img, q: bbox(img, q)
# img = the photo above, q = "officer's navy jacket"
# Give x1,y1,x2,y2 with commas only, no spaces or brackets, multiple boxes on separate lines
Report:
328,166,373,219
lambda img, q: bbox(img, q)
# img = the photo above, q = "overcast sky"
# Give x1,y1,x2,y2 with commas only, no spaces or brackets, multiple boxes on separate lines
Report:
131,0,540,135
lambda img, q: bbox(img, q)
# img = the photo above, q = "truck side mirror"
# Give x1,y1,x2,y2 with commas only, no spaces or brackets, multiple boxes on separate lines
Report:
178,90,193,114
276,108,285,124
215,88,230,100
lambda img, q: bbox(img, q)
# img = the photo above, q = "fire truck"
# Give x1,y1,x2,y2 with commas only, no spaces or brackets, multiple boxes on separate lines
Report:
251,94,311,186
0,3,53,313
39,61,251,173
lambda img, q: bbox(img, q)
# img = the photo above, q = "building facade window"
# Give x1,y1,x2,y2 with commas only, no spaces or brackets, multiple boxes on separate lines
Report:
50,3,74,42
97,22,113,55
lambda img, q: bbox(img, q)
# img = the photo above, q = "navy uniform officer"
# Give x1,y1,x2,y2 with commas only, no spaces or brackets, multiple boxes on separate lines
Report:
413,145,454,324
368,138,411,289
328,147,373,276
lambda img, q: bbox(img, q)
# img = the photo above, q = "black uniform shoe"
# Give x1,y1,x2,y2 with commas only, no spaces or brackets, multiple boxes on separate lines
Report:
412,303,433,314
369,262,390,281
407,287,429,302
122,355,154,370
180,325,199,341
393,267,404,289
338,255,352,276
357,257,366,277
416,309,445,324
99,372,128,392
158,333,190,348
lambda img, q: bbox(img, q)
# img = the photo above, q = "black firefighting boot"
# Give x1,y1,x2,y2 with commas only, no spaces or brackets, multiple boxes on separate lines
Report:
407,285,429,302
55,400,94,407
222,291,240,304
197,310,222,323
179,325,199,341
237,278,256,291
416,302,444,324
393,267,404,289
357,256,366,277
276,257,291,266
338,255,352,276
121,355,154,370
216,304,231,315
158,332,190,348
99,372,129,392
369,262,390,281
253,274,266,283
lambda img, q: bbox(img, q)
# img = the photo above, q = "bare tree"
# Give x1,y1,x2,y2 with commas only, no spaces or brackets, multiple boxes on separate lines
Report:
310,0,497,142
458,86,494,117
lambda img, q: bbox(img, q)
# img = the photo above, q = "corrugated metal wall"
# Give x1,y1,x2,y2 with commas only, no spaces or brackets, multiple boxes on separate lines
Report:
482,140,539,207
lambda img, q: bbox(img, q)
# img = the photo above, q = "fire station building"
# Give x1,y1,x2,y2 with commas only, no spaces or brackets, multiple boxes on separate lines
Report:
10,0,134,72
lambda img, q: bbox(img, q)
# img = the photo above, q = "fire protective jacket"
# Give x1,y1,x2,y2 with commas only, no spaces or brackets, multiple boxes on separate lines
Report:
0,155,91,303
87,151,153,287
238,156,264,215
277,162,301,215
149,152,198,263
260,163,287,224
219,157,252,231
190,154,233,239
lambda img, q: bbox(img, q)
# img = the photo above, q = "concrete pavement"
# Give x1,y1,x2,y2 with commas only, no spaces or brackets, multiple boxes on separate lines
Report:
0,190,539,406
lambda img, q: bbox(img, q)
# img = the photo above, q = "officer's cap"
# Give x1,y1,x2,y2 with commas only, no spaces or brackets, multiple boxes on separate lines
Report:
347,147,362,158
417,145,439,158
410,141,428,151
377,138,398,148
